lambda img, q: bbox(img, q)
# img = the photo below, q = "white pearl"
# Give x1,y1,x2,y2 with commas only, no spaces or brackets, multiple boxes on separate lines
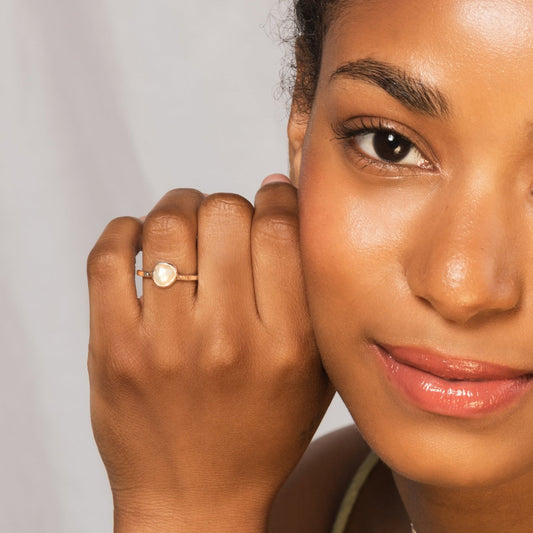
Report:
152,262,178,287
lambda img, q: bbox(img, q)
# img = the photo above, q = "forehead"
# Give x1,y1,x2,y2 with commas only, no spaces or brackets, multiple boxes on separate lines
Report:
319,0,533,129
323,0,533,83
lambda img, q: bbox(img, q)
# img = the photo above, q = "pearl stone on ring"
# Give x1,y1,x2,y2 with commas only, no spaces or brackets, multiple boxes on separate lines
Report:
136,262,199,287
152,262,178,287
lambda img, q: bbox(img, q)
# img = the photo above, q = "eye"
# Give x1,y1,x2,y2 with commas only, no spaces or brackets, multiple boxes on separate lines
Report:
355,130,427,166
331,117,436,175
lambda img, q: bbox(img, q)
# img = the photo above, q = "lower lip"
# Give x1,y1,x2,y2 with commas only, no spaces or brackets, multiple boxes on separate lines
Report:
374,345,533,418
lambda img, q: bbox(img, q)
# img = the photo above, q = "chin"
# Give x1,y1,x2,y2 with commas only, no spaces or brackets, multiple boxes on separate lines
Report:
342,386,533,489
375,436,525,489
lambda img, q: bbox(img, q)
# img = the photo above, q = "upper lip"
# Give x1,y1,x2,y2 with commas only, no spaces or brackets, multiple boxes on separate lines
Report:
379,344,533,381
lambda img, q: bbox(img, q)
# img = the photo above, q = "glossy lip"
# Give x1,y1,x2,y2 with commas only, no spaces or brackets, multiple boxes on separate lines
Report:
381,344,533,380
373,344,533,418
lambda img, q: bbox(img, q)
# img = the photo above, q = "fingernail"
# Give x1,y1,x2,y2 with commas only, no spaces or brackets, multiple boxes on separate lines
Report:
261,173,291,187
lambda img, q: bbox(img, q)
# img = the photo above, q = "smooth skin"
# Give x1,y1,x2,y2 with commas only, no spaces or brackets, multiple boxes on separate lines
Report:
289,0,533,531
87,1,533,532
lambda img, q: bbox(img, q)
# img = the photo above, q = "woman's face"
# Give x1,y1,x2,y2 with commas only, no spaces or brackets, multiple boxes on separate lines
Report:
292,0,533,487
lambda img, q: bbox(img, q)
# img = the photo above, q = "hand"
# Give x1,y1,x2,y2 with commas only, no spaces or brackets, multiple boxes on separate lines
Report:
86,176,335,532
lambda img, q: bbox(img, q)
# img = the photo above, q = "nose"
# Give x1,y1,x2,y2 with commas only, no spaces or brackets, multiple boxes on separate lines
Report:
405,185,522,325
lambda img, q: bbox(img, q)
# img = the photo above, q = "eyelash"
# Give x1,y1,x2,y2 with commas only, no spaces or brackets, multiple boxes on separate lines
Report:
332,116,435,175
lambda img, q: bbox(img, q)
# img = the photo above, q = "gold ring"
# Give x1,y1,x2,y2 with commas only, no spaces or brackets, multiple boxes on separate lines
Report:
136,262,198,287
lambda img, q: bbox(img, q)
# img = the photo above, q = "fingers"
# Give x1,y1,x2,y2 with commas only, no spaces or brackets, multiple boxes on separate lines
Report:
141,189,204,322
261,173,292,187
196,193,257,315
252,180,308,328
88,177,304,349
87,216,142,340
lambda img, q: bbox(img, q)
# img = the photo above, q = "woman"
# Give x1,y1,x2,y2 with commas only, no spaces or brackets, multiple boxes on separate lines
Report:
87,1,533,531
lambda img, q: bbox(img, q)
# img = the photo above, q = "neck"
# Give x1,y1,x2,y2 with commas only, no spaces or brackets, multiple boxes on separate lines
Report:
393,468,533,533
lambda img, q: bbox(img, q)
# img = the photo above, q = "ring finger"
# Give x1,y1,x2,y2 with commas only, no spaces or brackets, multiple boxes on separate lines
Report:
141,188,204,326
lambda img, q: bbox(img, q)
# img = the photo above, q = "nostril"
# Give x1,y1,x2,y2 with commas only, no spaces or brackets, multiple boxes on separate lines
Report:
414,284,521,325
406,244,522,324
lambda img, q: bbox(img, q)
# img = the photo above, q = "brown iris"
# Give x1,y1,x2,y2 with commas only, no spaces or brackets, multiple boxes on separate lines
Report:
372,131,412,162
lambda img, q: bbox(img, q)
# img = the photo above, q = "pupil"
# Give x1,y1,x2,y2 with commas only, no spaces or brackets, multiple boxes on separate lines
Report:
373,131,411,162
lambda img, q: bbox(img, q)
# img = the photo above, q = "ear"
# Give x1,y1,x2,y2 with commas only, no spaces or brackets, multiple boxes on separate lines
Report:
287,37,312,188
287,105,308,188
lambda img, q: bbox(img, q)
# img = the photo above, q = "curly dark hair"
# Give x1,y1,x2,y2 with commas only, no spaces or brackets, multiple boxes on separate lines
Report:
290,0,345,112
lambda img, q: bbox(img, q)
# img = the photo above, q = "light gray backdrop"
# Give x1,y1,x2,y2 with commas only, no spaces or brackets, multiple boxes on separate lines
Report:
0,1,352,531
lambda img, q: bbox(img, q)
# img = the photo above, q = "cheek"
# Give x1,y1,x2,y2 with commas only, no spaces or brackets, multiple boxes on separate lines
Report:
298,147,421,420
299,172,533,487
298,164,414,464
298,163,413,338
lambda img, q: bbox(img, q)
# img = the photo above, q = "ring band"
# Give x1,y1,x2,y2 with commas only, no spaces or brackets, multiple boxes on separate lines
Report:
137,262,198,287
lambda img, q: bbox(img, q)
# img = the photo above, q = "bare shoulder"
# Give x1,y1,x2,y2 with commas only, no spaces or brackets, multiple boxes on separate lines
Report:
267,424,370,533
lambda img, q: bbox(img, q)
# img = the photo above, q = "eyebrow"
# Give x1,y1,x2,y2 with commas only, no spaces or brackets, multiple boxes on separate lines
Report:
329,58,450,118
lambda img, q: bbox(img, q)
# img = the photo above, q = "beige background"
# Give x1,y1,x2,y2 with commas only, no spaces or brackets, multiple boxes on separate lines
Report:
0,1,352,530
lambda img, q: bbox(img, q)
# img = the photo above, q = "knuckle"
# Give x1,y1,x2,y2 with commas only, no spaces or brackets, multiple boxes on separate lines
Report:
87,247,119,280
201,192,253,218
143,211,194,238
151,354,180,378
275,351,308,384
170,187,204,199
201,352,241,375
163,187,205,206
87,216,139,279
106,343,145,385
200,322,244,373
88,325,146,386
107,215,139,231
108,358,144,387
269,331,315,376
255,181,297,205
254,209,299,242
